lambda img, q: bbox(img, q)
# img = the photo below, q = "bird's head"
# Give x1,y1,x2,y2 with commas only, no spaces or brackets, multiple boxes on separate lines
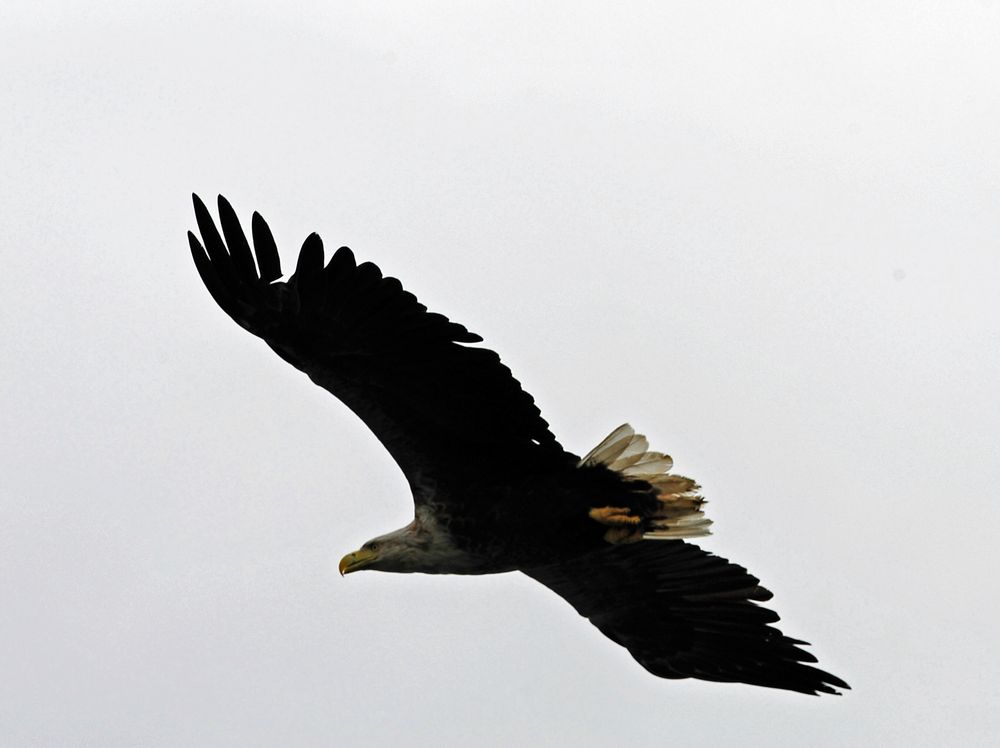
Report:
338,524,430,575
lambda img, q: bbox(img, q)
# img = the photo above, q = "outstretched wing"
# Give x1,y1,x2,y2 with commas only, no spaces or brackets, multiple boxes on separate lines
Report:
523,540,849,695
188,194,563,489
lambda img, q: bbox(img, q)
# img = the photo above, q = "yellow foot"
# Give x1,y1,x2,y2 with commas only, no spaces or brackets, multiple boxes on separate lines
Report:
588,506,642,527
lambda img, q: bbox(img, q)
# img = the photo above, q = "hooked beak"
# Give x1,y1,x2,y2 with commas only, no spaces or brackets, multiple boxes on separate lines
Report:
339,548,378,576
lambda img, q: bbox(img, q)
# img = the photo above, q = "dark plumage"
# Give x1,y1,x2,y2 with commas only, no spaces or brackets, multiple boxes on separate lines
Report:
188,194,848,695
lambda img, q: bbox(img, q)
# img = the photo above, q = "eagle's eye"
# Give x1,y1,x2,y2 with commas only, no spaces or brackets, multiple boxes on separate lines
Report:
368,542,379,552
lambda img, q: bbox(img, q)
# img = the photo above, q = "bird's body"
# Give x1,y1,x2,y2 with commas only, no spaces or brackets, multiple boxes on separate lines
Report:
358,458,663,575
188,194,848,695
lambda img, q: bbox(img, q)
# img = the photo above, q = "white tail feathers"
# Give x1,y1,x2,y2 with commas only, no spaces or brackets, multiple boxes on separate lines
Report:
581,424,712,540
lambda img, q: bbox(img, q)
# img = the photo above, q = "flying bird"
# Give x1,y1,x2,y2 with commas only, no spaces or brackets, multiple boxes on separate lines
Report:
188,194,848,695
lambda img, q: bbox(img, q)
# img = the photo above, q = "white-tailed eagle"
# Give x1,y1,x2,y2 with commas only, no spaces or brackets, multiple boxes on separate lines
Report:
188,194,848,695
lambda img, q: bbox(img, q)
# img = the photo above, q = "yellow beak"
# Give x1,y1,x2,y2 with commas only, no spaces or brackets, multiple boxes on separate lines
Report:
339,548,378,576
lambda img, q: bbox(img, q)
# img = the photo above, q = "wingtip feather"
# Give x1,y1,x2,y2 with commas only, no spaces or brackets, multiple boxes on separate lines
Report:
299,233,325,268
251,211,283,282
292,233,325,306
217,194,259,282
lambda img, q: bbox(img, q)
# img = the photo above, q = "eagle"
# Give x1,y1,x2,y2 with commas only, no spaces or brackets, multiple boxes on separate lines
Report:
187,194,848,696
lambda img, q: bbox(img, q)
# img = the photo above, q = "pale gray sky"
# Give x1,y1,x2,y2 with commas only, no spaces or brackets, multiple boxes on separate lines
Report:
2,1,999,745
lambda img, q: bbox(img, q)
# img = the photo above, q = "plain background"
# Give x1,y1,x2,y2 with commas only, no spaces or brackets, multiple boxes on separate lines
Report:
3,2,999,746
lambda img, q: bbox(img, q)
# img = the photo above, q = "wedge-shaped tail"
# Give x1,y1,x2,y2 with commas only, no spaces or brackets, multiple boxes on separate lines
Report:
582,424,712,540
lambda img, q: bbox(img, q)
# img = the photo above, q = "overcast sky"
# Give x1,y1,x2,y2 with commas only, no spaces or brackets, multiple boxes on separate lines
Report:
3,2,999,746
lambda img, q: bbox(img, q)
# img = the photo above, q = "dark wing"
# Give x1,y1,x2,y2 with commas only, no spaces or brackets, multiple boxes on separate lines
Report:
523,540,849,695
188,194,564,488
